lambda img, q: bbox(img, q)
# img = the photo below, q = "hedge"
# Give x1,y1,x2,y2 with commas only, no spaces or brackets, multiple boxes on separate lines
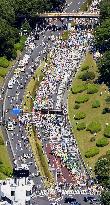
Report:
74,112,86,120
104,125,110,138
85,147,99,158
77,122,86,130
0,57,9,68
75,95,89,104
80,71,95,81
81,65,89,71
74,104,80,109
96,138,109,147
87,84,99,94
87,121,101,133
92,100,100,108
72,84,86,94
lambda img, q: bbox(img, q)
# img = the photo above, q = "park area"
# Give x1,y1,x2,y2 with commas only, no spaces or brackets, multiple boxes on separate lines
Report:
68,53,110,174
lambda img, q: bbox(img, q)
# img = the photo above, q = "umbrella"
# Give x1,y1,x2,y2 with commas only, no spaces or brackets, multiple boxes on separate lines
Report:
11,108,21,116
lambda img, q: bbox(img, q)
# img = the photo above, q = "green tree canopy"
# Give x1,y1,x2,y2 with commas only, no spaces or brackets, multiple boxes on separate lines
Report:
100,0,110,21
94,154,110,189
94,19,110,52
97,51,110,84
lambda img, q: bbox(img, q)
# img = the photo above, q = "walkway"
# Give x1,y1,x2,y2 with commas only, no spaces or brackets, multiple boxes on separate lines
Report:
39,12,100,18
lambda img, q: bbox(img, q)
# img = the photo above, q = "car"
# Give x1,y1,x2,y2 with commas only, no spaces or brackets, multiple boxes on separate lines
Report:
11,77,16,84
8,121,14,131
8,81,13,89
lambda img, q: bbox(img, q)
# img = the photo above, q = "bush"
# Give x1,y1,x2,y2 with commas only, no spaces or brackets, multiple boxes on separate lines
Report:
102,107,110,114
90,136,96,142
96,138,109,147
0,57,9,68
14,36,26,51
92,100,100,108
81,65,89,71
77,122,86,130
72,84,87,94
14,42,24,51
75,95,89,104
87,84,99,94
74,104,80,109
80,71,95,81
104,125,110,138
74,112,86,120
87,121,101,133
85,147,99,158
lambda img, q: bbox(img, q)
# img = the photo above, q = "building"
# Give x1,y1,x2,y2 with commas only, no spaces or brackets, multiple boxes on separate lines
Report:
0,166,34,205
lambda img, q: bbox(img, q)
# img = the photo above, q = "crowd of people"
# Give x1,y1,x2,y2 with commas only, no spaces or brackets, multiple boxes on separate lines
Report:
32,13,102,196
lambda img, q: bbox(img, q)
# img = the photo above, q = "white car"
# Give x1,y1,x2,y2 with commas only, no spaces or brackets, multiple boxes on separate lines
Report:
8,81,13,89
8,121,14,131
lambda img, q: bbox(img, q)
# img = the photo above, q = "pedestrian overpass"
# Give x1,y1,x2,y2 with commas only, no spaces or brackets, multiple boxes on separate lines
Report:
39,12,100,18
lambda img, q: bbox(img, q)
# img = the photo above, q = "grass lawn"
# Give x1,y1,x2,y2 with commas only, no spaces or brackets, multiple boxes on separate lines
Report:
23,59,55,188
68,53,110,174
23,61,46,112
0,129,12,179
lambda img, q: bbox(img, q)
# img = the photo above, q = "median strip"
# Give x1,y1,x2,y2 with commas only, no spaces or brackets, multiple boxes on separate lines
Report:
22,59,55,188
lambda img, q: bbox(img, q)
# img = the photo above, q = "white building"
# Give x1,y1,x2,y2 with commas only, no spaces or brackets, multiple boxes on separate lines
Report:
0,167,34,205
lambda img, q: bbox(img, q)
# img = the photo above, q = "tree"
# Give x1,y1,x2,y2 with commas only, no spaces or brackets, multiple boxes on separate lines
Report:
0,0,15,24
100,0,110,21
22,19,31,33
100,191,110,205
98,51,110,84
94,155,110,189
0,18,19,59
94,19,110,52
